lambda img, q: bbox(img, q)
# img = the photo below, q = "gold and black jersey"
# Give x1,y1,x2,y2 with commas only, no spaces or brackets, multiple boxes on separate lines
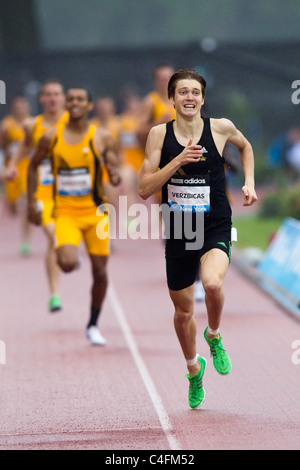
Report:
49,123,106,217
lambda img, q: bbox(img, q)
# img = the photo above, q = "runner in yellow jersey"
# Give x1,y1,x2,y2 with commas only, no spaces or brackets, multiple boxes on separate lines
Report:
27,87,121,346
90,96,121,207
90,96,120,143
118,92,145,208
137,64,177,149
137,64,177,206
9,79,67,312
0,96,31,254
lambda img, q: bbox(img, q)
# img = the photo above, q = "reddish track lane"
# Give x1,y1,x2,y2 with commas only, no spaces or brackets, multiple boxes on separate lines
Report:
0,206,299,450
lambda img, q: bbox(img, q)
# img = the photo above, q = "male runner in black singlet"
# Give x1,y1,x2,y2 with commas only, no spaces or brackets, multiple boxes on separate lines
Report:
139,68,257,409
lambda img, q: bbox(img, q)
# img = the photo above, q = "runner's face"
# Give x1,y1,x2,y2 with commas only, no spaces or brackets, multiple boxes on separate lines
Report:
11,97,30,119
66,89,93,119
155,67,174,95
173,79,204,118
40,83,65,114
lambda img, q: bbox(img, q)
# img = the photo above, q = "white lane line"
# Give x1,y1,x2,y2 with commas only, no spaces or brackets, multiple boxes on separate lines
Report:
108,283,181,451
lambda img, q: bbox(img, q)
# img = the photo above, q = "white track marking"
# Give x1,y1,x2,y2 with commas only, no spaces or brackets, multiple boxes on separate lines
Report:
108,283,181,451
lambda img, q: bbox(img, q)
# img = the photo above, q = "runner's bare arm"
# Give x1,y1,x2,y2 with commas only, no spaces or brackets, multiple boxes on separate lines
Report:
27,130,54,225
0,121,8,149
96,129,121,186
0,124,16,180
220,119,258,206
138,125,203,200
0,118,16,149
4,118,35,180
136,96,155,148
10,118,35,164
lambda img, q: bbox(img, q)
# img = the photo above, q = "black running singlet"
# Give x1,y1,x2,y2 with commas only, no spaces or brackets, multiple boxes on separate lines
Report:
160,118,232,256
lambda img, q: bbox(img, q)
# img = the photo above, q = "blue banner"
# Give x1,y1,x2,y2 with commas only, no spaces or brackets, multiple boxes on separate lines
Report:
258,218,300,316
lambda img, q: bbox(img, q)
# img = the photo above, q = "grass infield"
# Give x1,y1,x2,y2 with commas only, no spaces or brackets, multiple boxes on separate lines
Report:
232,215,284,251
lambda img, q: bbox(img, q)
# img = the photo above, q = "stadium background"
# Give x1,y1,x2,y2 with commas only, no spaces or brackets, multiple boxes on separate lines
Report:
0,0,299,149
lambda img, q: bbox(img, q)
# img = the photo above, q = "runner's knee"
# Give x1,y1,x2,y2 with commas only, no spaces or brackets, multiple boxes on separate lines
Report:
202,277,223,297
57,257,77,273
56,247,78,273
172,297,194,324
174,307,193,325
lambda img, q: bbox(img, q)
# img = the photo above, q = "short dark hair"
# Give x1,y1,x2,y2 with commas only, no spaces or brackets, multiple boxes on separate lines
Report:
40,78,64,94
168,68,206,100
66,87,93,103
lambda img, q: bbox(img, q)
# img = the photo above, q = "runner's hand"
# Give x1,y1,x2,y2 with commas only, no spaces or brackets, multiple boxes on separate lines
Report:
106,163,121,186
176,138,203,166
110,173,121,186
242,185,258,206
4,163,18,181
27,203,42,226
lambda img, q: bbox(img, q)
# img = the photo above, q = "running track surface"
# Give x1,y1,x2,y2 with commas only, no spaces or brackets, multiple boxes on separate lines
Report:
0,204,300,451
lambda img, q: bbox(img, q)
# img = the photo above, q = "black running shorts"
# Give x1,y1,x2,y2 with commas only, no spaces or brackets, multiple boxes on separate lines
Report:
166,229,231,291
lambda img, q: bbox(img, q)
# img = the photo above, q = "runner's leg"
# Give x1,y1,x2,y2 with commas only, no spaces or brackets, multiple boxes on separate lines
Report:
43,223,60,295
169,285,199,376
200,248,229,334
89,254,108,316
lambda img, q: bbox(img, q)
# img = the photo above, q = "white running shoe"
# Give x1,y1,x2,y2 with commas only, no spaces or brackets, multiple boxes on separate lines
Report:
86,326,107,346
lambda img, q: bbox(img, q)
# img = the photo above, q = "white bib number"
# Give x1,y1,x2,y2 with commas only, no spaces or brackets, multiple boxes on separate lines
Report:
57,167,91,196
167,175,210,213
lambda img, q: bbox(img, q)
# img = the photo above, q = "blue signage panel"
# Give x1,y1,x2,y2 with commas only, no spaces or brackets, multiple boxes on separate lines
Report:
258,218,300,309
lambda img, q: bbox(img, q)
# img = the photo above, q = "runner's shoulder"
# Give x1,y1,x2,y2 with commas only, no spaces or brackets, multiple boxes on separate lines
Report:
210,117,236,136
148,123,167,140
145,124,167,153
22,116,37,133
94,126,111,139
39,127,57,147
94,126,116,148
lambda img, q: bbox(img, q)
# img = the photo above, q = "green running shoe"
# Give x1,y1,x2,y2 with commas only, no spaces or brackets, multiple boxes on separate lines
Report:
19,241,31,257
48,294,62,313
204,327,231,375
185,356,207,409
